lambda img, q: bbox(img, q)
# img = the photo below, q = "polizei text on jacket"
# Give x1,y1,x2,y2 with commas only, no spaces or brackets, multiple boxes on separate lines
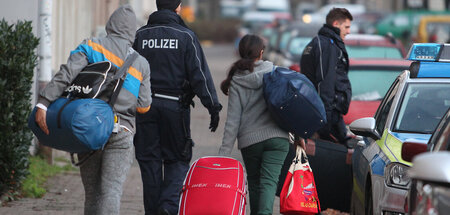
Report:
141,39,179,49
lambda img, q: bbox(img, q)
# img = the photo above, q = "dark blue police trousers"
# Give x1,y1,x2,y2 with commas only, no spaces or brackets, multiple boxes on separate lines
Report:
134,98,192,215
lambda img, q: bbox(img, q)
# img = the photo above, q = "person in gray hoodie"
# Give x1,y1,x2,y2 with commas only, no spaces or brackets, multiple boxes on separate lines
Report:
219,34,289,215
34,5,151,215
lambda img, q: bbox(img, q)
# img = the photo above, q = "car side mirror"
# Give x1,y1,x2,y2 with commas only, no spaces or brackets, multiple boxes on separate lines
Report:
401,141,428,162
349,117,381,140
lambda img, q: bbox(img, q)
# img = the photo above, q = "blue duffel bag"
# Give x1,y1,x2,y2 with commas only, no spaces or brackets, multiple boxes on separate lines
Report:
28,52,139,155
28,98,114,153
263,66,327,139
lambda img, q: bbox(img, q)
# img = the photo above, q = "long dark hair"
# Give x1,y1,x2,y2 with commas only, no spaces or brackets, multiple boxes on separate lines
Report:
220,34,265,95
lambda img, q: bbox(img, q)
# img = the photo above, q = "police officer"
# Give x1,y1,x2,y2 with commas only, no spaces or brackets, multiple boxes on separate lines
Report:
132,1,222,215
301,8,353,148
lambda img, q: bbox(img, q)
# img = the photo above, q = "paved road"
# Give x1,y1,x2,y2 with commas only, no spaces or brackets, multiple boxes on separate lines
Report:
1,44,283,214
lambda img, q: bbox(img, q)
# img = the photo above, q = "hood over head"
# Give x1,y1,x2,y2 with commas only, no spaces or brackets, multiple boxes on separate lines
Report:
232,60,273,89
106,4,136,45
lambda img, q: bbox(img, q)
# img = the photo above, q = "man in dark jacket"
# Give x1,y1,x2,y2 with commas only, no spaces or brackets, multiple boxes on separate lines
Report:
300,8,353,147
132,1,222,214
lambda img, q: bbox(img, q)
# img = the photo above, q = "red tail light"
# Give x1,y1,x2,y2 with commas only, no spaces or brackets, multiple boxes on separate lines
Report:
289,63,300,73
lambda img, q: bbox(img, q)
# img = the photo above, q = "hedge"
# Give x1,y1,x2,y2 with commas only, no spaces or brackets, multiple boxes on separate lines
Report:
0,19,39,198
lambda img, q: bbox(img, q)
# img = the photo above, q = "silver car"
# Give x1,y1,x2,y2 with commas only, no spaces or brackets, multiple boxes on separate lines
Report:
402,108,450,215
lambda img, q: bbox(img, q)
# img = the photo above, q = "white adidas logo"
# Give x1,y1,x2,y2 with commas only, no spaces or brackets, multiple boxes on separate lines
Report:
82,85,93,94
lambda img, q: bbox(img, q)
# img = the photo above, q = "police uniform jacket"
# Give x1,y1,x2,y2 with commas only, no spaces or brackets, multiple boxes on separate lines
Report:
133,9,221,113
300,24,352,123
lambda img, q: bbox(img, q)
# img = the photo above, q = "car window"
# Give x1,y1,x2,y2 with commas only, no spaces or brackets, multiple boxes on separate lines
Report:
348,69,401,100
431,114,450,151
288,37,312,55
375,78,400,133
279,31,292,51
269,32,279,48
262,28,273,39
346,45,403,59
426,22,450,43
394,83,450,134
393,15,408,26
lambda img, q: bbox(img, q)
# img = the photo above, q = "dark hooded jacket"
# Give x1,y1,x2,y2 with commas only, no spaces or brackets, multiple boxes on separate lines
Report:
300,24,352,122
38,5,152,133
133,9,221,114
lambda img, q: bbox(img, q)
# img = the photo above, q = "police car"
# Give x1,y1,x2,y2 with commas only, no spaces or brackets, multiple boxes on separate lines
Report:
348,43,450,215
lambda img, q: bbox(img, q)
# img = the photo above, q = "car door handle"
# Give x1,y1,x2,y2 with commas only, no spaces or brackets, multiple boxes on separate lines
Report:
357,140,366,147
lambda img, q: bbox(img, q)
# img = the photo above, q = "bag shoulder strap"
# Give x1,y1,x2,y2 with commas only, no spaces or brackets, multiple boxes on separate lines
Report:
109,50,139,107
112,51,139,81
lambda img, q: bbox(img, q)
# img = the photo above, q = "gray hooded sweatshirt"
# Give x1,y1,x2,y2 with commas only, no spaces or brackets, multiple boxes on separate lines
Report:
219,60,288,155
38,5,152,133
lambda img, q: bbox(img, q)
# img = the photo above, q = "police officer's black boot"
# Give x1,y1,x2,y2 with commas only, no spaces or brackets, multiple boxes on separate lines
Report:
157,208,170,215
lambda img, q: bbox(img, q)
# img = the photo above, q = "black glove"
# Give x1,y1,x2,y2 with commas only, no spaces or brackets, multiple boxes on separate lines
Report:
209,111,220,132
208,104,222,132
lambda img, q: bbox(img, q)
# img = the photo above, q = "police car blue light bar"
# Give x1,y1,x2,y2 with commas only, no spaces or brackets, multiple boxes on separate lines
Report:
407,43,442,61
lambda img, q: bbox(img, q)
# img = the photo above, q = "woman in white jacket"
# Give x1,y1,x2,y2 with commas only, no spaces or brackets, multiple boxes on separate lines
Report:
219,34,289,215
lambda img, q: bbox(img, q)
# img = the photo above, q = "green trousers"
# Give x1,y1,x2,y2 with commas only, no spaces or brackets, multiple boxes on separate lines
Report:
241,137,289,215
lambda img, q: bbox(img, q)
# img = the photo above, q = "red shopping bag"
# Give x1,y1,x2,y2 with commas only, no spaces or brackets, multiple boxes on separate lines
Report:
280,146,321,215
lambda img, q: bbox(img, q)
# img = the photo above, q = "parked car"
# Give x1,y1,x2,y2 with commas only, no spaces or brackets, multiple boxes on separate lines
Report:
238,12,290,55
402,109,450,215
305,3,366,24
351,11,388,34
266,23,296,65
414,15,450,43
343,58,410,125
348,43,450,215
406,151,450,215
345,34,407,59
220,0,253,18
295,2,317,21
273,23,320,67
402,108,450,215
376,10,450,40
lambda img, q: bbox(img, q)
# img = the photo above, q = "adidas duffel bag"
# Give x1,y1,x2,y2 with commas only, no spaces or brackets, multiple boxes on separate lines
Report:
28,97,114,153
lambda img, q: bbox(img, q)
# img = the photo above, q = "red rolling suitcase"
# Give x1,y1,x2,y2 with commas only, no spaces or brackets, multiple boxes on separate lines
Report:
179,156,247,215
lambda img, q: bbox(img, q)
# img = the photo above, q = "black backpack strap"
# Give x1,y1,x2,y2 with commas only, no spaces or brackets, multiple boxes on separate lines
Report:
108,51,140,107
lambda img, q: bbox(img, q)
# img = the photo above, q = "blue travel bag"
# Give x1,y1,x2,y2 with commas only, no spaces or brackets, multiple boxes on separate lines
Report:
28,98,114,153
28,52,139,155
263,67,327,139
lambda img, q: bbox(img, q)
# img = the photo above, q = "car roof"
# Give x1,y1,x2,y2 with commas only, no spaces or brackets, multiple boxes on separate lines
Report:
349,58,411,68
345,34,401,47
420,14,450,22
282,23,320,37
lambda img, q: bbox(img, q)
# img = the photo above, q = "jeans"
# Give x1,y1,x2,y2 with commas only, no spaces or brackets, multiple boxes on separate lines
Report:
241,137,289,215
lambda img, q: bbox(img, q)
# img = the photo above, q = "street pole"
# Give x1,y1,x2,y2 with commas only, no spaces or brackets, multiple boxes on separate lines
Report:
38,0,52,84
38,0,53,164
